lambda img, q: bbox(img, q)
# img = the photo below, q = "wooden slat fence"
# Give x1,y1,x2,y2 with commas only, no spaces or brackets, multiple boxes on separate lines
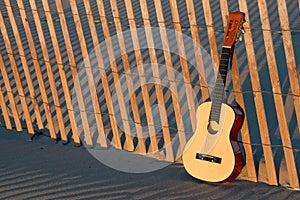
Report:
0,0,299,188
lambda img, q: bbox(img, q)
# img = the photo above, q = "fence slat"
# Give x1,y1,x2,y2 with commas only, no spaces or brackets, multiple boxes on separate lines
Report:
139,0,174,160
4,0,44,130
219,0,257,182
185,0,210,100
94,0,145,152
81,0,112,148
202,0,219,77
153,0,186,161
97,0,136,151
29,0,67,140
85,0,130,148
238,0,277,185
0,44,21,131
68,0,108,147
0,79,12,129
121,0,159,153
277,0,300,135
0,11,34,134
54,0,89,145
15,0,57,139
276,0,300,188
41,0,81,144
169,0,196,148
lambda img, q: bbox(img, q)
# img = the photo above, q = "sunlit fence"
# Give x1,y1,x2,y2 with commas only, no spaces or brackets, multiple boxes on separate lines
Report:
0,0,300,188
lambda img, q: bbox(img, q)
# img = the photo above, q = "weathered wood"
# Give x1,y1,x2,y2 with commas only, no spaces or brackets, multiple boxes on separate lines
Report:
275,0,300,188
238,0,278,185
81,0,112,148
68,0,107,147
0,25,21,131
55,0,90,145
139,0,174,161
0,10,34,134
95,0,144,152
169,0,196,148
153,0,186,161
185,0,210,100
122,0,159,152
202,0,219,77
0,72,12,130
41,0,81,144
29,0,67,140
97,0,136,151
15,0,57,139
277,0,300,137
4,0,44,130
219,0,257,182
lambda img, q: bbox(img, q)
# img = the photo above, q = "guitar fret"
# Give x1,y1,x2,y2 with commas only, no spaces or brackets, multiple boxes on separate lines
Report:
214,93,223,97
210,113,220,117
212,102,222,107
219,63,228,67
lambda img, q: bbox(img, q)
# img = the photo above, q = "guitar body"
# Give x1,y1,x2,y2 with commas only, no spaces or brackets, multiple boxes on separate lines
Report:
182,102,244,183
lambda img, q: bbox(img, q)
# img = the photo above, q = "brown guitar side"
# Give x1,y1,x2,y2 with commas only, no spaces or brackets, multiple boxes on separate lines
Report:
221,104,244,183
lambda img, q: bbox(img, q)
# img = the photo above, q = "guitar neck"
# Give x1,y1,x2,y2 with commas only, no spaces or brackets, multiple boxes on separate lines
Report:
209,47,232,123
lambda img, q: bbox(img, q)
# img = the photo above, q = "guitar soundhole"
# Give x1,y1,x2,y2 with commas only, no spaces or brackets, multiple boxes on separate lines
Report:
196,153,222,164
207,121,219,135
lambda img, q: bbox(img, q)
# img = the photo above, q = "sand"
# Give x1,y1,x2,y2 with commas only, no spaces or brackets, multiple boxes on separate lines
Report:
0,127,300,200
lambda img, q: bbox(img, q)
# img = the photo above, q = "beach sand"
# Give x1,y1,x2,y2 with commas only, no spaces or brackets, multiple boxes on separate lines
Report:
0,127,299,200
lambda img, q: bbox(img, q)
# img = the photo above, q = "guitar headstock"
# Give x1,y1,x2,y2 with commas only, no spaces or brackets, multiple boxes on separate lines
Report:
223,12,246,48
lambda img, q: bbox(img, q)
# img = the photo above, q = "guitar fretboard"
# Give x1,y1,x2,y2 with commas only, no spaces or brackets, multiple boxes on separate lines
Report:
209,47,232,123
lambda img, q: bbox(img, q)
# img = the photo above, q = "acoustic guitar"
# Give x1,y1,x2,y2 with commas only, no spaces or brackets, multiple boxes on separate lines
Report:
182,12,246,183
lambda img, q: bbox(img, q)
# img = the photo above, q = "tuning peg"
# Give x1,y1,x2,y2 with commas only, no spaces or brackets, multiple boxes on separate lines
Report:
241,27,245,33
236,35,243,42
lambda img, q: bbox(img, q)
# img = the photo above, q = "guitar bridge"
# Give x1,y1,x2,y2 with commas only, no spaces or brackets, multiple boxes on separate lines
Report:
196,153,222,164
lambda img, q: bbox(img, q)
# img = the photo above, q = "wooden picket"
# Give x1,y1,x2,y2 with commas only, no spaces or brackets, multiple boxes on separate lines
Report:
0,45,21,131
29,0,67,140
152,0,183,161
277,1,300,139
258,0,299,189
139,0,174,160
41,0,80,144
169,0,197,136
4,0,44,131
0,10,34,134
238,0,278,185
96,0,146,153
185,0,210,100
202,0,219,78
0,0,299,188
122,0,159,153
0,83,11,129
14,0,57,139
68,0,105,147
